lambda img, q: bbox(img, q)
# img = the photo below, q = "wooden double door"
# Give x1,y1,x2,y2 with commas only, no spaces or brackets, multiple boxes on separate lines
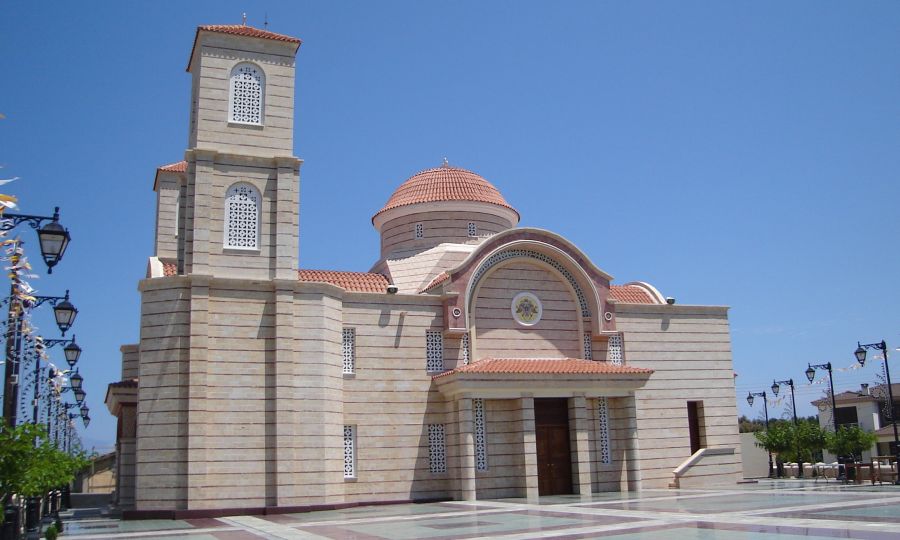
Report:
534,398,573,496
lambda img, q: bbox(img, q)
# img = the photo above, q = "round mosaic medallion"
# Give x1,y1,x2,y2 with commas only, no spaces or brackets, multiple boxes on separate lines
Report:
511,292,542,326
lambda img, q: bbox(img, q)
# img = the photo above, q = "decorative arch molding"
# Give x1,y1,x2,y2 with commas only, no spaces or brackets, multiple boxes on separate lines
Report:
466,248,591,318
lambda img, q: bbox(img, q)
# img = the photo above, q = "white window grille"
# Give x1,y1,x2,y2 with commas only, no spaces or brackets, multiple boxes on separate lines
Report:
607,334,623,366
426,330,443,373
474,399,487,471
343,425,356,478
597,398,611,464
467,222,477,237
224,183,260,249
229,63,264,125
461,333,470,365
342,328,355,374
428,424,447,473
583,332,593,360
415,222,424,239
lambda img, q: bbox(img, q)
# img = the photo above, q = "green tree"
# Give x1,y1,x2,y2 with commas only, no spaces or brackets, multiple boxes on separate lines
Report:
754,422,793,455
825,426,878,462
0,423,89,517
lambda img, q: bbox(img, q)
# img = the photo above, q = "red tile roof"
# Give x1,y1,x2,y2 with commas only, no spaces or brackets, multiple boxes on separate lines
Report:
609,285,657,304
162,260,178,277
373,164,518,222
433,358,653,379
419,272,450,293
198,24,302,45
157,161,187,173
108,379,138,389
297,270,389,293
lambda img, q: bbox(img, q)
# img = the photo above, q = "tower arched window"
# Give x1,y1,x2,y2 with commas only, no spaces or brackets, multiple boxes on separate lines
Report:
224,183,260,250
229,63,265,125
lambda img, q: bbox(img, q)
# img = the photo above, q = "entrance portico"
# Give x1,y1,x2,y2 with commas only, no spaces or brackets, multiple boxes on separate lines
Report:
434,358,652,501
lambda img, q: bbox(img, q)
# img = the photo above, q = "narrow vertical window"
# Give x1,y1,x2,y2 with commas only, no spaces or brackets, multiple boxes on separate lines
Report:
428,424,447,473
467,222,477,237
597,397,611,464
229,63,265,125
583,332,592,360
426,330,443,373
606,334,623,366
474,398,487,471
342,328,355,374
224,183,260,249
415,222,424,239
343,425,356,478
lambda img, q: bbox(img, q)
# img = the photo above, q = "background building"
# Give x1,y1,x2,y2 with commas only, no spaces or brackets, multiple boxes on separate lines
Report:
106,23,742,516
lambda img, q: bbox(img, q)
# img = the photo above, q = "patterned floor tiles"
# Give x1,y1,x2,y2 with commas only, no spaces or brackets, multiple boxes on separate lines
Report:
55,480,900,539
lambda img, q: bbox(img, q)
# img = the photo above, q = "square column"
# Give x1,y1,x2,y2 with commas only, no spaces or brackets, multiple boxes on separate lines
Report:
620,394,642,491
520,395,539,501
571,395,593,496
456,398,476,501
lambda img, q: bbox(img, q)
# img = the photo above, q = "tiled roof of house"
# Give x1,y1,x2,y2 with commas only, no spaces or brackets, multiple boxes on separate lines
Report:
419,272,450,293
198,25,302,44
158,161,187,173
108,379,138,389
609,284,658,304
433,358,653,379
161,259,178,277
811,384,900,406
373,164,517,221
297,270,389,293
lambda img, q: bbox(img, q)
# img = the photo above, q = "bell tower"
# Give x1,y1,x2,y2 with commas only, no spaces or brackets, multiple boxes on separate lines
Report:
180,24,302,281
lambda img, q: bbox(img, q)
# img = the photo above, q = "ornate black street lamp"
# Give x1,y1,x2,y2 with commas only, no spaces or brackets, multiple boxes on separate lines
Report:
748,391,773,477
772,379,798,425
0,207,71,273
855,340,899,484
32,336,82,424
806,362,838,433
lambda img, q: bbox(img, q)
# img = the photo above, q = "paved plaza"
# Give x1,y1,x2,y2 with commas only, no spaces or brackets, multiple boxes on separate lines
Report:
60,481,900,539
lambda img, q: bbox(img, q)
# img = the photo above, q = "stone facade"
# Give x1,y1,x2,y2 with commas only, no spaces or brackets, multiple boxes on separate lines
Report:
105,24,743,516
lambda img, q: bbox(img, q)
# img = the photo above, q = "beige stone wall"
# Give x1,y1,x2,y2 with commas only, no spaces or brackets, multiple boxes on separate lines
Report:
473,261,581,359
191,33,297,158
341,295,451,502
380,211,512,259
135,279,191,510
121,344,139,380
616,304,742,488
155,172,181,260
474,399,525,499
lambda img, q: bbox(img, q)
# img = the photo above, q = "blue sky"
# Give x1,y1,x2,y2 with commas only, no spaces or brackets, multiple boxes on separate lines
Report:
2,1,899,450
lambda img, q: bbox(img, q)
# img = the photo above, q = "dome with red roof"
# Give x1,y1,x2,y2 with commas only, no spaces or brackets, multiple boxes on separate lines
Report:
373,162,518,224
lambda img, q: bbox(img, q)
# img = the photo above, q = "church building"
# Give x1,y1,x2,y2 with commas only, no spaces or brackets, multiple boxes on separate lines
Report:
105,24,742,517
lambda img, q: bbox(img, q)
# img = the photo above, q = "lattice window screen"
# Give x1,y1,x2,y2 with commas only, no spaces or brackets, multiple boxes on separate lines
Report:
343,425,356,478
583,332,593,360
462,333,470,365
415,222,424,239
342,328,355,374
467,222,477,237
428,424,447,473
607,334,623,366
426,330,444,373
597,398,611,464
229,63,264,124
474,399,487,471
224,184,260,249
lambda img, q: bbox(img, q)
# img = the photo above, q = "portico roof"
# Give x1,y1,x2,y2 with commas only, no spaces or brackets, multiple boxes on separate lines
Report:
432,358,653,398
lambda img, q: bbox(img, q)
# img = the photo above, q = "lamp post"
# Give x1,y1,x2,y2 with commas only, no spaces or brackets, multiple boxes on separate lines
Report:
771,379,798,425
748,391,773,477
855,340,899,484
3,289,77,427
806,363,838,433
32,336,80,424
0,207,71,273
